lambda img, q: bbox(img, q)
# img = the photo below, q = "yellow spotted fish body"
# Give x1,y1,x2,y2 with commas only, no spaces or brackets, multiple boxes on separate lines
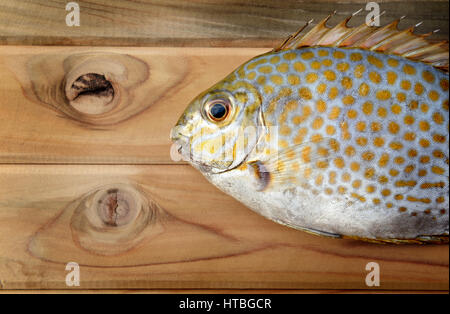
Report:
171,16,449,243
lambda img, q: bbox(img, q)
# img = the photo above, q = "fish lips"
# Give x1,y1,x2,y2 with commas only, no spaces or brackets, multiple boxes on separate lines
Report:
171,138,238,175
172,139,191,162
170,129,211,171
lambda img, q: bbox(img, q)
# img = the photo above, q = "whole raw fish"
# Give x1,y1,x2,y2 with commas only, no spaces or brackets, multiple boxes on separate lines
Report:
171,15,449,243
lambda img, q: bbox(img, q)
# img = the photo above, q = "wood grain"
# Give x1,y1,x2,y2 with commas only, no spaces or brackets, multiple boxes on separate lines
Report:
0,0,448,293
0,164,447,290
0,0,448,47
0,46,268,164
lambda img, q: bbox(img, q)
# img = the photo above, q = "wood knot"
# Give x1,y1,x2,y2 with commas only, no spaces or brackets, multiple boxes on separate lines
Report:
23,51,151,126
70,183,159,255
66,73,115,115
97,188,136,227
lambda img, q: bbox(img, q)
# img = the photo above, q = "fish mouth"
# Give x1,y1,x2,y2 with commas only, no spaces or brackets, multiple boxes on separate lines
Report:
169,125,184,143
171,138,192,162
170,125,191,161
169,124,257,175
170,124,219,169
170,135,230,174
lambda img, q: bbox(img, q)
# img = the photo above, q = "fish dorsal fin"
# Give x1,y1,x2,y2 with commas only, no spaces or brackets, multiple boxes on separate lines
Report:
275,12,449,72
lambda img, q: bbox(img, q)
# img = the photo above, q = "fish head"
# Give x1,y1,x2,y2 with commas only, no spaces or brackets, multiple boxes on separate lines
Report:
171,70,264,174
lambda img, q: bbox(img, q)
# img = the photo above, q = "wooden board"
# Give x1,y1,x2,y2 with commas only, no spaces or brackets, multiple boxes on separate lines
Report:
0,46,268,164
0,0,448,47
0,164,448,290
0,0,448,293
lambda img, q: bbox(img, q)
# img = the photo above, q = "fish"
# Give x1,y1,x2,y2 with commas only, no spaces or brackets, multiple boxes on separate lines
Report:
170,13,449,244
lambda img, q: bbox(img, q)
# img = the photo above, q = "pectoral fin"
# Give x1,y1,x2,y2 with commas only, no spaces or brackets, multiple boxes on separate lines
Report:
247,138,337,191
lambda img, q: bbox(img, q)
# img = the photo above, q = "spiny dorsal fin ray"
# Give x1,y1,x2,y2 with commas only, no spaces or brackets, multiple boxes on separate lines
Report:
275,13,449,72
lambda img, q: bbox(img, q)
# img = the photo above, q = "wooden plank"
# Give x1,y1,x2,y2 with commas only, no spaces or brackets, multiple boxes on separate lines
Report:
0,164,447,290
0,0,448,47
0,46,268,164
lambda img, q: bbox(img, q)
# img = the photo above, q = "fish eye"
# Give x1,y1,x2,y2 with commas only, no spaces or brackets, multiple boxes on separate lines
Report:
205,99,231,122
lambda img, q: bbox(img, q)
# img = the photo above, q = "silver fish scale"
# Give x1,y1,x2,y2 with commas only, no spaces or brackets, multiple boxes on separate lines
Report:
172,45,449,240
232,46,448,227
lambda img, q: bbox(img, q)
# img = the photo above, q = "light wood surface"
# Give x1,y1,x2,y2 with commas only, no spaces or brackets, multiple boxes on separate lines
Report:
0,46,268,164
0,0,448,293
0,0,448,47
0,165,447,290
